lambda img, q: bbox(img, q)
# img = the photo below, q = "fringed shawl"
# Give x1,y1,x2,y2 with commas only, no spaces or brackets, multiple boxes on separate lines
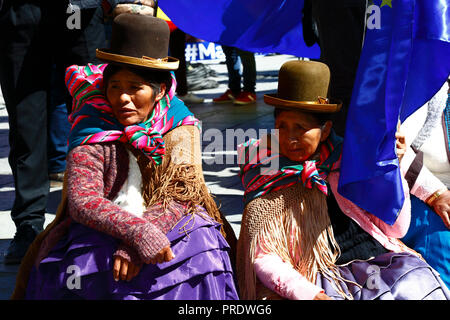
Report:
236,131,357,300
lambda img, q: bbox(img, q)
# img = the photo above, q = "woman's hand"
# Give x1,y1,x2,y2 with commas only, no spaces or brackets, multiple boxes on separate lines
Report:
148,245,175,264
313,292,334,300
113,246,174,281
431,190,450,229
395,131,407,163
113,256,142,282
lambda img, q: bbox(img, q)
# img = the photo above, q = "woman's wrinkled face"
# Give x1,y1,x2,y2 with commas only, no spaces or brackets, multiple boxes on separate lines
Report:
275,110,331,162
106,68,165,126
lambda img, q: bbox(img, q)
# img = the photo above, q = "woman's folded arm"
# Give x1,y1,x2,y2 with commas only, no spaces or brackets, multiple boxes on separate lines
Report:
254,246,324,300
66,144,170,264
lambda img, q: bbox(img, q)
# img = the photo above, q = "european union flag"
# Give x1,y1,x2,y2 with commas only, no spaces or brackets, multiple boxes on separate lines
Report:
338,0,450,224
158,0,320,58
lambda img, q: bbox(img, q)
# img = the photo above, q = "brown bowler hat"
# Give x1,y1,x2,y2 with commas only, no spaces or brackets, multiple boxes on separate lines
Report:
264,60,342,113
96,13,179,71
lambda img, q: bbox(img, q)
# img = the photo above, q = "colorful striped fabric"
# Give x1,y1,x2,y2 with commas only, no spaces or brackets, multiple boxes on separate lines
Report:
238,131,343,206
65,63,200,166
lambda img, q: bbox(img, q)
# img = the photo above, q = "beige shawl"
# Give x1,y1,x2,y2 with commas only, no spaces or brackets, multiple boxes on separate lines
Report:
236,183,354,300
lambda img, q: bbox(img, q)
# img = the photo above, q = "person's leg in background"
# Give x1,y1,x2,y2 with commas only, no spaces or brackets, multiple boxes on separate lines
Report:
169,28,204,104
59,4,106,114
234,49,256,105
0,1,51,263
169,28,188,96
311,0,367,137
47,63,70,187
214,45,241,103
47,4,106,187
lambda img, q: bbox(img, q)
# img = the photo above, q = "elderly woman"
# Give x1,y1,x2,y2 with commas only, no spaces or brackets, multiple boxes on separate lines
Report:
236,60,450,300
12,14,238,300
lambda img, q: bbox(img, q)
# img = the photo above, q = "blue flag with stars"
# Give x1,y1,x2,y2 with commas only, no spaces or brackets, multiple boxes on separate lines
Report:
338,0,450,225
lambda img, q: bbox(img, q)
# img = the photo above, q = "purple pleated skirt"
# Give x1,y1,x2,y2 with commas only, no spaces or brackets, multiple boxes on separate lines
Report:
316,252,450,300
25,214,239,300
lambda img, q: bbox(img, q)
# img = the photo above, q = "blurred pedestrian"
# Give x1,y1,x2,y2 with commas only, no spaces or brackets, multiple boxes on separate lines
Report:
169,28,205,104
308,0,367,136
47,64,72,188
154,6,204,104
213,45,256,105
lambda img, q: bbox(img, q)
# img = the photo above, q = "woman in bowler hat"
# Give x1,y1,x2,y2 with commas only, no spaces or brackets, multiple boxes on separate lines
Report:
13,13,238,300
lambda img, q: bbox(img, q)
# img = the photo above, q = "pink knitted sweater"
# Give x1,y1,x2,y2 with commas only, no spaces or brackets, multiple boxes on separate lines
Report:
64,142,184,265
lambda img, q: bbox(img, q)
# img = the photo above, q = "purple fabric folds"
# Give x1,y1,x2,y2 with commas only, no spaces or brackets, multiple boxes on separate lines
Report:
26,213,239,300
316,252,450,300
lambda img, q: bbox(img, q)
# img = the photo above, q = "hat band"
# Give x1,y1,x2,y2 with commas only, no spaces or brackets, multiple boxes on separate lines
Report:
317,96,329,104
263,94,342,113
276,96,330,105
96,49,179,70
142,56,168,63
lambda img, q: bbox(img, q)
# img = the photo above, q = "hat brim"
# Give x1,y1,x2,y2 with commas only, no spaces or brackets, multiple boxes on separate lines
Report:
264,93,342,113
96,49,179,71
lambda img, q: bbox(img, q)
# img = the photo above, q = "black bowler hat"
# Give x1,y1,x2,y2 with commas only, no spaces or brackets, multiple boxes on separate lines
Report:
96,13,179,71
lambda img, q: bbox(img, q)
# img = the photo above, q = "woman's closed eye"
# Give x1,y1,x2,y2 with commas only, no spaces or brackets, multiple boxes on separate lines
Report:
109,83,121,90
130,85,142,90
109,82,143,91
